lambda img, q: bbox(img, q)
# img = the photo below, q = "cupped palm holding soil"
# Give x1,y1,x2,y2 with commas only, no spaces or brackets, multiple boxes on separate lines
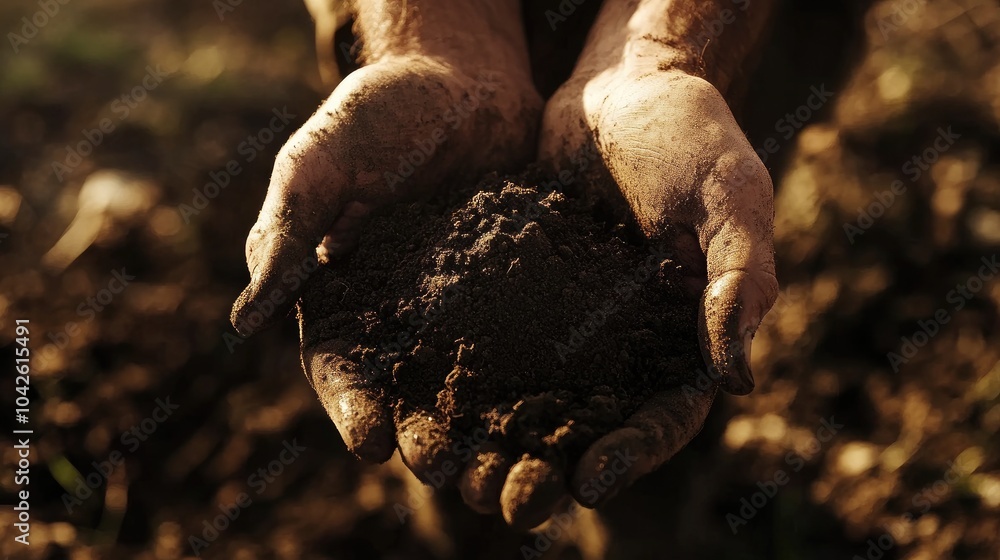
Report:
232,0,779,529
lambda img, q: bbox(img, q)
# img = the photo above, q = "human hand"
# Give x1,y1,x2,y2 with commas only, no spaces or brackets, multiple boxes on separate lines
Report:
532,41,777,510
231,35,541,469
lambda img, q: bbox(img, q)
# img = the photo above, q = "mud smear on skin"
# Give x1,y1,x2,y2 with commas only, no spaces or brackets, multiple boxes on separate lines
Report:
299,171,704,468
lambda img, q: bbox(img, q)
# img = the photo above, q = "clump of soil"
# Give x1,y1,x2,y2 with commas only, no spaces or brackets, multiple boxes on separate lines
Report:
300,172,703,465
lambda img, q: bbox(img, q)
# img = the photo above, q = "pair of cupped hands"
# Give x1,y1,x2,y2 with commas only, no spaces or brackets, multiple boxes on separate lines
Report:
229,36,777,529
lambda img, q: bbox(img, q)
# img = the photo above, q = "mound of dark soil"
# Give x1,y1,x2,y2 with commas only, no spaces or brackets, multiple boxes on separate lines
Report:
300,172,703,465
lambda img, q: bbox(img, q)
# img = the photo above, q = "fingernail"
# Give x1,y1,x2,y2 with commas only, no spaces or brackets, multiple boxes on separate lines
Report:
230,287,255,336
723,333,754,395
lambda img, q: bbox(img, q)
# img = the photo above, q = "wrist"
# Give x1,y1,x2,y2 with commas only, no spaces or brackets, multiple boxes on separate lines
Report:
594,0,777,95
352,0,532,83
624,37,710,82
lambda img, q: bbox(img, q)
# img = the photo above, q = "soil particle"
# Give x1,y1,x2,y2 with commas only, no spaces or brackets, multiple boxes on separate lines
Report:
300,171,703,467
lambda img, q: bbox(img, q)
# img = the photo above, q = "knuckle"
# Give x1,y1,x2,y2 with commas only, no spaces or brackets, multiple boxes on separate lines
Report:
715,150,772,194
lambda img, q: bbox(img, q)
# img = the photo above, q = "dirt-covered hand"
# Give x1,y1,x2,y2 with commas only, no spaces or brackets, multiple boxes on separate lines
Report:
538,64,777,505
543,67,778,396
231,58,539,337
230,55,541,463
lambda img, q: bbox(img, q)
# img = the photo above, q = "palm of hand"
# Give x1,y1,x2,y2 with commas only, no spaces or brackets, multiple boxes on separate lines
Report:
232,57,542,462
537,68,778,505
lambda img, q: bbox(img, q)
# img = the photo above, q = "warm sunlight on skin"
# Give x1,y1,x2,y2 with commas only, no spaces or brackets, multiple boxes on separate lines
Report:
232,0,779,529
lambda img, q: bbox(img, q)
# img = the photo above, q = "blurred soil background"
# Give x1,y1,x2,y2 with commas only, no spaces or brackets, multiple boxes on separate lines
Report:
0,0,998,559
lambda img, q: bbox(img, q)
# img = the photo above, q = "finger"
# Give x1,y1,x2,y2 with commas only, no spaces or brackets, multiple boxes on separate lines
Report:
500,456,568,530
318,201,372,261
572,385,715,508
698,161,779,395
231,144,347,336
395,408,459,486
303,339,395,463
458,443,512,514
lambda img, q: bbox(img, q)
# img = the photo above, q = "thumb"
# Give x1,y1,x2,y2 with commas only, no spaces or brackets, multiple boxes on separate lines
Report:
698,163,778,395
231,144,345,336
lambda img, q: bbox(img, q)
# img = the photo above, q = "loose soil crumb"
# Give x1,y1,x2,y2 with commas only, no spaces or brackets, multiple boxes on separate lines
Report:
300,171,703,466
